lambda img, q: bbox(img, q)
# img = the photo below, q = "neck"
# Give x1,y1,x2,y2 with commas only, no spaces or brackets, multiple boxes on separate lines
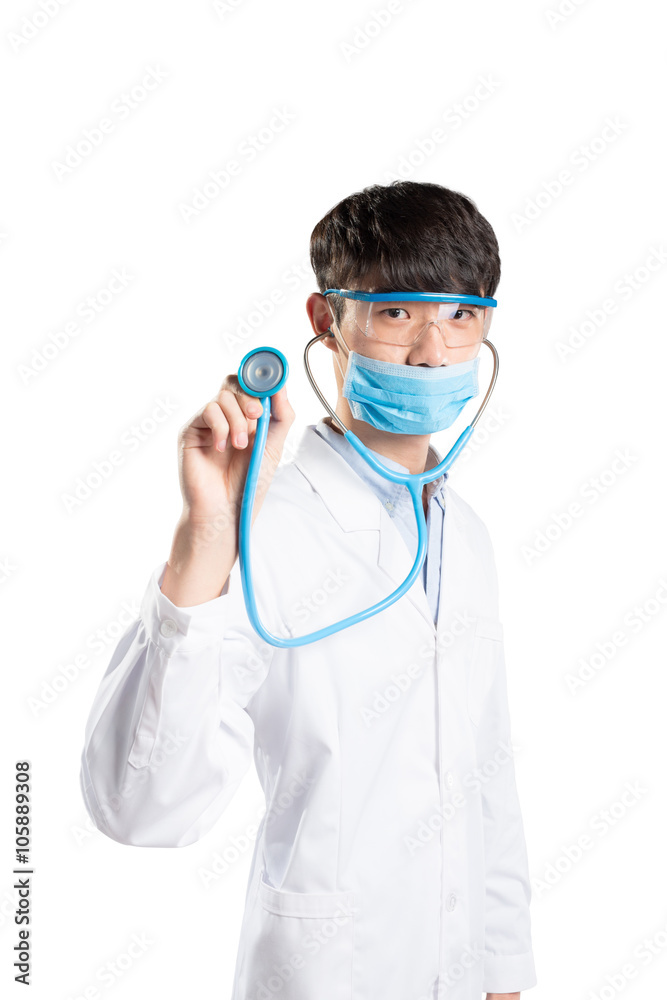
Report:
324,408,433,476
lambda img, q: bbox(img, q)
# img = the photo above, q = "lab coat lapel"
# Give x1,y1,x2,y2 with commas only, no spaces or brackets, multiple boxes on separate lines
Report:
290,426,436,634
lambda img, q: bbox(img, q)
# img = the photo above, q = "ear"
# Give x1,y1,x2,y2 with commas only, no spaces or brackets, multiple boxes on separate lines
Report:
306,292,339,352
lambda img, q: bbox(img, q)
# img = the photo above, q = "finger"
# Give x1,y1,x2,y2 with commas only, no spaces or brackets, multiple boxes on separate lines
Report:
199,400,230,452
237,392,264,420
216,387,255,449
220,373,265,422
217,375,262,427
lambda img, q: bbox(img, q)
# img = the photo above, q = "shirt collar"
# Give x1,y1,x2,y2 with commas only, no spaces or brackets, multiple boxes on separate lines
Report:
313,417,448,509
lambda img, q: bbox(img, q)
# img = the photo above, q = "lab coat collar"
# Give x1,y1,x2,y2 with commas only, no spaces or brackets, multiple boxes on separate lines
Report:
314,416,448,510
289,424,456,635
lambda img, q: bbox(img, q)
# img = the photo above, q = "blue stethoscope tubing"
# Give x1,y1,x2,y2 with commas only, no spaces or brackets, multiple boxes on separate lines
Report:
236,334,498,648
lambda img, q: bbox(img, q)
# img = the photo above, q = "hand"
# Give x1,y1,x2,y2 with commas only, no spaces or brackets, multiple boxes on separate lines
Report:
176,375,295,529
486,994,520,999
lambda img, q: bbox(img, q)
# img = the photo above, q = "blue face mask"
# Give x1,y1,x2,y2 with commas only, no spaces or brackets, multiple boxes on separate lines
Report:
341,350,480,435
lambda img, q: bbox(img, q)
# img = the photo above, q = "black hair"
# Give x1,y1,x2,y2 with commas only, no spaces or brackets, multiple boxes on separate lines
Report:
309,180,501,326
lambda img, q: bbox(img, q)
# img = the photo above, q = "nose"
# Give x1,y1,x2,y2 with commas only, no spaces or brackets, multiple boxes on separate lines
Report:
406,320,450,366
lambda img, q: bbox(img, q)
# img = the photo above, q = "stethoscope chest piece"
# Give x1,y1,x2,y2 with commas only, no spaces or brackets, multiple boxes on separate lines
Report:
237,346,289,398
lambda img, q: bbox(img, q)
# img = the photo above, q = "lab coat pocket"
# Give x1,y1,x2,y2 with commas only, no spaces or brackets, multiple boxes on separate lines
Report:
467,617,503,729
239,869,357,999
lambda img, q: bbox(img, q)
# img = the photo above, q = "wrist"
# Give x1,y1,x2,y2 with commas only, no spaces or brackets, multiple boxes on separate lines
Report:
179,503,239,550
160,509,237,607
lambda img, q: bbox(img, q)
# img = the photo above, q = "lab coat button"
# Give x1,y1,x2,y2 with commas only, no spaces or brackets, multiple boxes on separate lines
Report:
446,893,457,911
384,500,394,511
445,771,454,788
159,618,178,638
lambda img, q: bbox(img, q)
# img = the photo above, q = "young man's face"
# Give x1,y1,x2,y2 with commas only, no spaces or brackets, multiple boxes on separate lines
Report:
305,289,494,445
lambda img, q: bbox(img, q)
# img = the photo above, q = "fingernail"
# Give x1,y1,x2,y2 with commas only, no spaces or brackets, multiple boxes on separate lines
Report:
237,432,248,447
217,439,226,451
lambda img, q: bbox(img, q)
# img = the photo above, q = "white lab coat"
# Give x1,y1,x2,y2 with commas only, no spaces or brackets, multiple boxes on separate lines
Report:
80,423,537,1000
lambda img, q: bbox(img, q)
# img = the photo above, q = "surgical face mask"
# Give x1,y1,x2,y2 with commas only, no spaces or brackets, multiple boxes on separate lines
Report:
338,349,480,435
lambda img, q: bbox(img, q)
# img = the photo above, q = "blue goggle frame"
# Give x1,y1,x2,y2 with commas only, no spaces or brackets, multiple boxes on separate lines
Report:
323,288,497,308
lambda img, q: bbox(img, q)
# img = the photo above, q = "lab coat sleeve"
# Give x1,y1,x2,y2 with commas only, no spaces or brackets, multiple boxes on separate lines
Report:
475,629,538,994
79,559,273,848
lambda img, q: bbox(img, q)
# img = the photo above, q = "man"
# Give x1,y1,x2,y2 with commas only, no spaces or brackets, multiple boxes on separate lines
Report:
80,180,537,999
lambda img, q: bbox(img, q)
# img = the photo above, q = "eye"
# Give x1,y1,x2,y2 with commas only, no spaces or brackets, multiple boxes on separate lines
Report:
382,307,409,320
452,308,477,321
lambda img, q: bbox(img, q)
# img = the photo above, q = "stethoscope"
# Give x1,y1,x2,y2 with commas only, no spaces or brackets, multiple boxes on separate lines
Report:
235,333,498,648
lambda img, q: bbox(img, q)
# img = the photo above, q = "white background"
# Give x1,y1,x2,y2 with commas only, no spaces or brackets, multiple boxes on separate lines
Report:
2,1,666,998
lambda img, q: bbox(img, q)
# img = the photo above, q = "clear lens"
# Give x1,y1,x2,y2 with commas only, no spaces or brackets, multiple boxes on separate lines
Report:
354,298,492,354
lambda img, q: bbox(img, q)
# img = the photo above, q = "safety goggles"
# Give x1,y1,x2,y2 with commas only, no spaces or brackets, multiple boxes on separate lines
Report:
324,288,496,354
